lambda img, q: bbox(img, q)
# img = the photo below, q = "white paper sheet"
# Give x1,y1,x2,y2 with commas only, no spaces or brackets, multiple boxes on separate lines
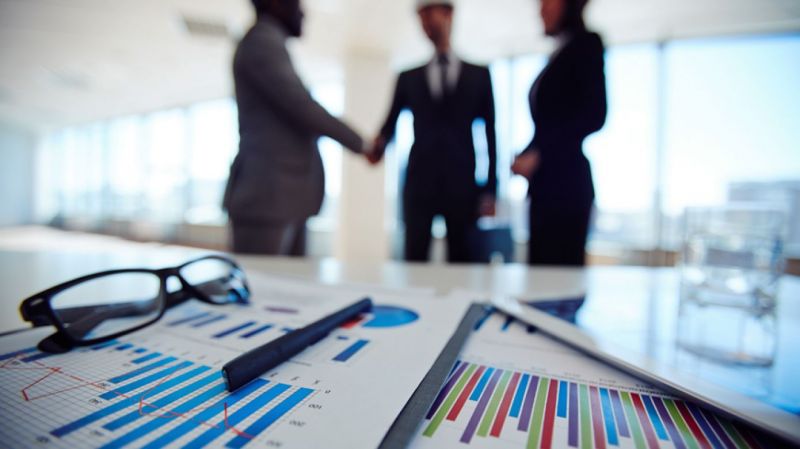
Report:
0,274,469,449
410,307,767,449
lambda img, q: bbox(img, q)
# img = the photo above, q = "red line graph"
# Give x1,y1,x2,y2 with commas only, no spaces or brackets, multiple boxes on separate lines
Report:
1,351,260,441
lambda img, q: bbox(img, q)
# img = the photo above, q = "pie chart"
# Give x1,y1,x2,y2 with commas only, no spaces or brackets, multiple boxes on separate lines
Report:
362,305,419,328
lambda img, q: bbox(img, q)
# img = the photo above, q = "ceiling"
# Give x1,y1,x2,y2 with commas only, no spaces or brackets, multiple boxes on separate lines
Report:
0,0,798,131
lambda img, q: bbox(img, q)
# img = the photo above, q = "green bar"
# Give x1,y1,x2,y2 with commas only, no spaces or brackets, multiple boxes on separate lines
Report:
526,376,551,449
720,418,749,449
579,384,592,449
664,399,700,449
620,392,647,449
477,371,512,437
423,364,478,437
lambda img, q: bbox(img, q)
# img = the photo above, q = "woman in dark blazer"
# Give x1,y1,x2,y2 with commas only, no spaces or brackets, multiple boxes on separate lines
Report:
512,0,607,266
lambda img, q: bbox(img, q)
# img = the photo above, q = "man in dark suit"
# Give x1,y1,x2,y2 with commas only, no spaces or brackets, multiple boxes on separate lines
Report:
223,0,370,256
371,0,498,263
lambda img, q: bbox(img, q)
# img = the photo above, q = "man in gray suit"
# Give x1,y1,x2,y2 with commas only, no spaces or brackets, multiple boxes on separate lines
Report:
223,0,369,256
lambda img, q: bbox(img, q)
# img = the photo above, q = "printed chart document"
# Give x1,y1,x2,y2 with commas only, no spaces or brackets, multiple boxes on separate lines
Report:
410,308,770,449
0,274,469,449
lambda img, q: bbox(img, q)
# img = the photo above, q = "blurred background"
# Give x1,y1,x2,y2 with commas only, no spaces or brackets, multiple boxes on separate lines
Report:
0,0,798,267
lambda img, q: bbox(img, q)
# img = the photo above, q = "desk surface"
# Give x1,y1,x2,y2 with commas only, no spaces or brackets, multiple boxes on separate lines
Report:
0,240,590,334
1,230,798,433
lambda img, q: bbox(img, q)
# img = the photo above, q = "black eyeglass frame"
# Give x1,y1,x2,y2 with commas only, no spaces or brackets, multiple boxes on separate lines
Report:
19,254,250,351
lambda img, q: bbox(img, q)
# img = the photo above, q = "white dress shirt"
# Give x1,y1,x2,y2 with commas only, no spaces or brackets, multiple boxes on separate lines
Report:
426,51,462,100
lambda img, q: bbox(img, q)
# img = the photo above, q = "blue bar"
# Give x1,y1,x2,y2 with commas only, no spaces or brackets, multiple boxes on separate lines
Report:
510,373,530,417
240,324,273,339
501,315,514,331
21,352,55,363
116,344,134,351
191,315,227,328
166,311,212,327
226,388,314,449
641,394,669,440
99,375,226,449
103,372,221,431
132,352,161,364
140,379,269,449
333,339,369,362
337,335,349,340
51,366,211,437
599,388,619,445
100,361,193,400
91,340,119,350
0,347,36,361
133,348,147,354
108,356,178,384
184,383,291,448
213,321,257,339
557,380,569,418
469,367,495,401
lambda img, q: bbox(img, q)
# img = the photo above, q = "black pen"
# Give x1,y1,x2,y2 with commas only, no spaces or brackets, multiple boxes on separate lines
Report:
222,297,373,392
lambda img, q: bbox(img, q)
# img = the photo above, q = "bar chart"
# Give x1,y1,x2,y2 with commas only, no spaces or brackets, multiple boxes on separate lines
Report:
420,360,764,449
165,311,293,341
331,336,370,362
0,342,317,449
1,277,474,449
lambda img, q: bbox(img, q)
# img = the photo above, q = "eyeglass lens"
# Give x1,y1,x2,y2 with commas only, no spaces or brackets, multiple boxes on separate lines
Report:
50,272,163,342
179,258,249,304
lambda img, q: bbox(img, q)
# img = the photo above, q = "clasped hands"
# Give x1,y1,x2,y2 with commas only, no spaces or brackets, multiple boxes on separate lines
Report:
511,150,540,178
362,136,386,165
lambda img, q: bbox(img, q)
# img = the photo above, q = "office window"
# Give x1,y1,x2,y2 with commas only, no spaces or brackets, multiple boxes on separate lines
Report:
662,34,800,247
186,99,238,224
585,44,659,249
309,82,346,230
107,117,146,218
31,34,799,259
142,109,189,223
491,55,548,242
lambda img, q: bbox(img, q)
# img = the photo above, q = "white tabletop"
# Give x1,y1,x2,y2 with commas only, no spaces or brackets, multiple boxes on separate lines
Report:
2,227,798,437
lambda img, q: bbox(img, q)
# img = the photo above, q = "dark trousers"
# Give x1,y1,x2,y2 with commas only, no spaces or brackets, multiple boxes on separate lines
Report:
528,201,593,266
229,219,307,256
404,198,476,263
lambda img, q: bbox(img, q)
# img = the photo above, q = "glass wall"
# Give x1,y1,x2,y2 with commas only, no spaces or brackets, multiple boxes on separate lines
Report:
34,33,800,259
38,100,238,226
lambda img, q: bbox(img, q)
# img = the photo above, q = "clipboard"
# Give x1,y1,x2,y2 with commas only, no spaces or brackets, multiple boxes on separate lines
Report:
491,295,800,447
377,303,487,449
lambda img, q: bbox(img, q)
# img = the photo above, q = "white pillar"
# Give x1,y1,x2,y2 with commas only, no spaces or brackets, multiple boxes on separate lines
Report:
336,49,394,262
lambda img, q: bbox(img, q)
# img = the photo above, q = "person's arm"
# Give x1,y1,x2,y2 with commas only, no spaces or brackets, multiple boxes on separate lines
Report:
241,31,364,153
378,74,407,144
531,33,607,151
367,73,407,163
477,68,498,216
482,68,498,197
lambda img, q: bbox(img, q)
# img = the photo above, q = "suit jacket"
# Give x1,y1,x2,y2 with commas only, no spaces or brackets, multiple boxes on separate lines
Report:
379,60,497,206
223,16,363,223
524,31,607,207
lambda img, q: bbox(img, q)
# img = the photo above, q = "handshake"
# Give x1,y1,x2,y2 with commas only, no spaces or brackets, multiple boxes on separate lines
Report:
361,135,388,166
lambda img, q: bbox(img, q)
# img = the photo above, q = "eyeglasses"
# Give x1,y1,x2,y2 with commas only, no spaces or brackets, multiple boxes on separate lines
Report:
20,255,250,354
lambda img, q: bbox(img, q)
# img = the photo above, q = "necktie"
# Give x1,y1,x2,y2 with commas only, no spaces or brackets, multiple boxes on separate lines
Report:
437,53,449,100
